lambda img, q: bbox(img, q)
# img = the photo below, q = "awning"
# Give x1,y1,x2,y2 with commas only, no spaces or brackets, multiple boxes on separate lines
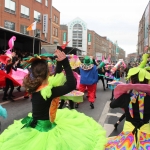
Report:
0,26,50,43
0,26,50,54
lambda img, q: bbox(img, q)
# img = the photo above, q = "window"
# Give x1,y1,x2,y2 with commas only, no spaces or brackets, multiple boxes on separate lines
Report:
5,0,15,14
34,11,41,22
20,25,29,35
36,0,42,3
56,17,58,24
45,0,48,6
72,24,83,47
53,27,55,36
4,20,15,30
35,29,41,37
21,5,29,19
54,15,56,22
55,28,58,37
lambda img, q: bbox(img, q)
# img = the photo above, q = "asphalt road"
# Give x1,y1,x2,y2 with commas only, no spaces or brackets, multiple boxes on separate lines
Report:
0,78,125,136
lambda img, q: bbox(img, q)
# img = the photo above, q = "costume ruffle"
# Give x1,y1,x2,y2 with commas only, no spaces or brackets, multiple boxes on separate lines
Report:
41,72,66,100
0,109,107,150
105,121,150,150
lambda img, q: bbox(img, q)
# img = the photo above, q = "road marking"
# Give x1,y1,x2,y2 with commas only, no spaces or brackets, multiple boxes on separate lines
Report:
107,112,123,118
98,101,110,126
103,123,115,137
0,96,26,105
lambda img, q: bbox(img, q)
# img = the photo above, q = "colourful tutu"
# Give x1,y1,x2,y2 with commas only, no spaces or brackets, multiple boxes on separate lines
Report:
0,109,107,150
105,121,150,150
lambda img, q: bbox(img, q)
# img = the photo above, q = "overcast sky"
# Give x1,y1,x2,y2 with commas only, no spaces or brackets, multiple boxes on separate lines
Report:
53,0,149,55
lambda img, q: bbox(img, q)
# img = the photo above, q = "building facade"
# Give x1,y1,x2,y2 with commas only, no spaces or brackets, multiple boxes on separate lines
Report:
127,53,137,63
67,17,87,55
137,1,150,55
52,6,60,44
60,17,126,61
0,0,60,44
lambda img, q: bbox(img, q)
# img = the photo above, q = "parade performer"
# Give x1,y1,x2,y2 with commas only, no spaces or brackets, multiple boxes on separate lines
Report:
2,57,19,102
78,56,98,109
59,54,82,109
0,50,107,150
105,53,150,150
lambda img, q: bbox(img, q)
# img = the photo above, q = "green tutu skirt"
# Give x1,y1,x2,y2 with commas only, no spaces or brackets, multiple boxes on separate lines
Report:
0,109,107,150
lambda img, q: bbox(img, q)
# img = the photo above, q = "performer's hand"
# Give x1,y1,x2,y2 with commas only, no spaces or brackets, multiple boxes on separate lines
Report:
54,50,66,61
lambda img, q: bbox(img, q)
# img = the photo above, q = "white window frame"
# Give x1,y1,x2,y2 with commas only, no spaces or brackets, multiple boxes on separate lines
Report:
20,25,29,35
45,0,48,6
21,5,30,19
4,20,15,30
5,0,16,14
36,0,42,3
34,10,41,22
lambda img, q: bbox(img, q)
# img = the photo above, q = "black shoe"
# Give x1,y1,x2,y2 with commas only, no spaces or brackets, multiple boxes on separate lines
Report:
2,97,7,101
24,96,29,99
90,103,94,109
17,87,21,92
114,123,119,129
10,95,15,98
8,97,15,102
104,88,106,91
75,103,79,108
110,98,113,101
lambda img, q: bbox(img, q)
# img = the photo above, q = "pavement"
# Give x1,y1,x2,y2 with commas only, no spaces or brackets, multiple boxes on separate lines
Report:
0,78,125,135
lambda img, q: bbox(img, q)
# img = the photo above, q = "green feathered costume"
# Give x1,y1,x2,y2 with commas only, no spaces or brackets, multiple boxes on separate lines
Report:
126,54,150,82
0,54,107,150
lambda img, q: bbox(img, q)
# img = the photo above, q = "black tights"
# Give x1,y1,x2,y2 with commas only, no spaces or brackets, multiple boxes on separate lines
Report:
3,78,14,98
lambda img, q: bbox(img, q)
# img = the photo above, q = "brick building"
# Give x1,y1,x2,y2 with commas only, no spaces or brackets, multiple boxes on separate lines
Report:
59,25,68,45
0,0,60,46
137,1,150,55
127,52,137,63
1,0,50,41
52,6,60,44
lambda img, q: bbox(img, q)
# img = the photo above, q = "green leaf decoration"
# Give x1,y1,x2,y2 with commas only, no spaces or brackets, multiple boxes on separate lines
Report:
138,53,149,68
138,69,146,81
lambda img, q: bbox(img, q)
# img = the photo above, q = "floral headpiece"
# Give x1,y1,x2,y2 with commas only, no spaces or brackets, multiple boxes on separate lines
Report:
126,54,150,81
21,54,49,69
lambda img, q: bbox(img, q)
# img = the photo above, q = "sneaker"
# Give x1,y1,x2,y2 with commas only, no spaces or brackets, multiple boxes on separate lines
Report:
90,103,94,109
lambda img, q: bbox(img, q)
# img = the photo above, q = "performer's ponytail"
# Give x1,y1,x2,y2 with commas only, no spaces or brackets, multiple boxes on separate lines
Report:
23,59,49,93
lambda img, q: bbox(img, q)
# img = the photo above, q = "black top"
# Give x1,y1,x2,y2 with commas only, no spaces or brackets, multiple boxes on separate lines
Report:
6,64,17,74
110,93,150,127
31,58,76,120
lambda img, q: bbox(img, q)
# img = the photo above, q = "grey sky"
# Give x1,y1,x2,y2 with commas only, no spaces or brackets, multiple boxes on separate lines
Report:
53,0,149,55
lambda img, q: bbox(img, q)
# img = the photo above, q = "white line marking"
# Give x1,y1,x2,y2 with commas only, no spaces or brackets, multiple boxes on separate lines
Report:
98,101,110,126
103,123,115,137
0,96,25,105
107,112,123,118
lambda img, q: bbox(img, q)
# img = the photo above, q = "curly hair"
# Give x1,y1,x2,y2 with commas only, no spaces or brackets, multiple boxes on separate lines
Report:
23,59,49,93
130,73,148,84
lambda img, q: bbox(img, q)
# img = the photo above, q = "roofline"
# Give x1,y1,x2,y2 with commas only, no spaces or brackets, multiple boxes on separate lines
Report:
0,26,51,44
52,6,60,13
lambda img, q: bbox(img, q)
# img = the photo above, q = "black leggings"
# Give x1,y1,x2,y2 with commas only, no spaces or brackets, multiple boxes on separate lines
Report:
59,100,74,109
3,78,14,98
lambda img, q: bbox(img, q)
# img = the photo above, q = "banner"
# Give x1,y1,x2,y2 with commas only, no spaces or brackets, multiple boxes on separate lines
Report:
88,33,91,42
43,14,48,33
63,32,67,42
